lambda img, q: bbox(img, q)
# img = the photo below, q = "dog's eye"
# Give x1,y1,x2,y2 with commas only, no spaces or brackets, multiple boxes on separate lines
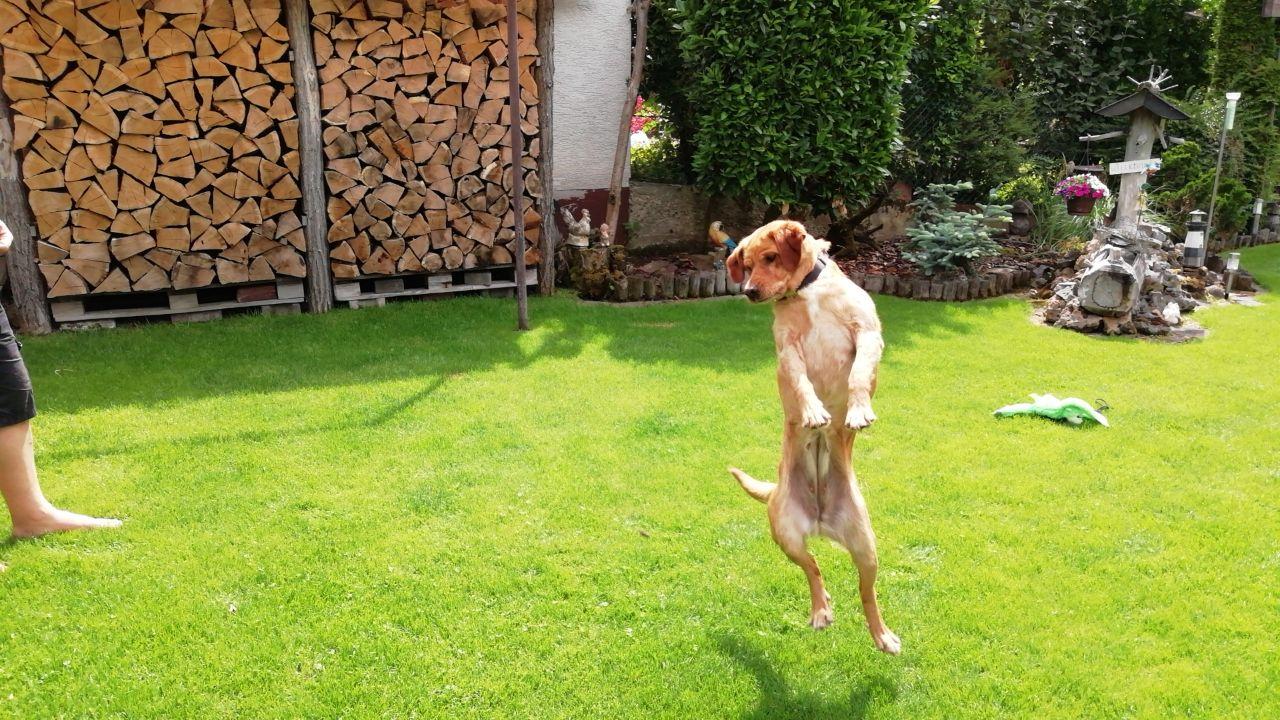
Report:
763,253,777,264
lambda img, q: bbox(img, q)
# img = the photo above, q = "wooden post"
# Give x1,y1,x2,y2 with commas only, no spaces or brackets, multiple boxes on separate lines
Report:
605,0,652,238
0,86,53,334
283,0,334,314
507,0,529,330
1115,108,1157,229
535,0,557,296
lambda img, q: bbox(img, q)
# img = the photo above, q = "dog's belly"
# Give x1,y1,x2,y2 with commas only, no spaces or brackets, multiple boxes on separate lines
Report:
780,428,854,538
801,327,854,409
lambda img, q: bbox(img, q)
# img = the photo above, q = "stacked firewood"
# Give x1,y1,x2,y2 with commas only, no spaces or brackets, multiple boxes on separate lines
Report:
311,0,542,278
1,0,307,297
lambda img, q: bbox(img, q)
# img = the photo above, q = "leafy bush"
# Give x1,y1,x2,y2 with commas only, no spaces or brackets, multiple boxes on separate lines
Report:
639,2,697,183
1211,0,1280,198
630,132,684,185
898,0,1032,195
904,182,1012,275
992,159,1059,205
994,159,1094,251
677,0,927,213
986,0,1151,158
1148,140,1251,235
1029,200,1095,252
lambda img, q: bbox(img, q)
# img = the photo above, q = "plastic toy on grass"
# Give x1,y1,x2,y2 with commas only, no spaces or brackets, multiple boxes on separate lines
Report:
993,394,1110,427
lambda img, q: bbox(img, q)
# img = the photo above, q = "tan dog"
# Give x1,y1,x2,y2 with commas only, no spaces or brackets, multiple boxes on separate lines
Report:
726,220,899,655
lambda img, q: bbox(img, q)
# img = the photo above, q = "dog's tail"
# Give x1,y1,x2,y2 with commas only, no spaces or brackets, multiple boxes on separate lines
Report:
728,467,775,503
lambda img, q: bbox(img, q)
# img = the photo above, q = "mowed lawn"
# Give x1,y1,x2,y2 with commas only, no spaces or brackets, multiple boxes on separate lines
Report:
1,246,1277,719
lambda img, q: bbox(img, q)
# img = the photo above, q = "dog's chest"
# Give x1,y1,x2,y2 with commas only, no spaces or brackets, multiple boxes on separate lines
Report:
797,294,854,389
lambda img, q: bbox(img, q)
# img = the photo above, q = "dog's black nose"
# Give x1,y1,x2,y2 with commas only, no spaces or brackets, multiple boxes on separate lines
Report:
744,287,761,301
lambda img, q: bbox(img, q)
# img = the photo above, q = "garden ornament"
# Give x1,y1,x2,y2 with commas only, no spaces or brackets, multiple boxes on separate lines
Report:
1078,231,1145,317
561,207,592,248
708,221,737,251
994,394,1110,427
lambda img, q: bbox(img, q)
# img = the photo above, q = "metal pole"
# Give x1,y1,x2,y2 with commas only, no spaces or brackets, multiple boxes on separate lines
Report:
1206,93,1240,237
507,0,529,331
1205,118,1229,237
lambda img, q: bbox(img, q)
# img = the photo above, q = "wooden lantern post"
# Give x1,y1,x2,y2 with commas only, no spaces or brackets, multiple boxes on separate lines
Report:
1091,73,1189,230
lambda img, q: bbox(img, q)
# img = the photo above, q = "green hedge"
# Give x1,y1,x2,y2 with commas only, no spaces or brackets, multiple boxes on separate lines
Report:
1212,0,1280,199
678,0,927,212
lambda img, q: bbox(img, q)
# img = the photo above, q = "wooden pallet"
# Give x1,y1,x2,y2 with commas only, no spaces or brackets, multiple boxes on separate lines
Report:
333,266,539,309
50,280,305,328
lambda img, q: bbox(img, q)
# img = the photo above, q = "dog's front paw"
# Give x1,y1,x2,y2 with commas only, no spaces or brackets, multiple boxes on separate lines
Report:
809,604,834,630
801,401,831,429
870,625,901,655
845,403,877,430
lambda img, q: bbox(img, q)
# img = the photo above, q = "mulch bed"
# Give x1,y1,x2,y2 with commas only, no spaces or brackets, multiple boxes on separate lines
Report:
571,236,1082,303
833,237,1076,286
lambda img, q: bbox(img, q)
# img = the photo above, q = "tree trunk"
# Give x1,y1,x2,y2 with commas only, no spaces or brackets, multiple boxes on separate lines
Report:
535,0,557,296
605,0,652,237
0,87,52,334
283,0,333,313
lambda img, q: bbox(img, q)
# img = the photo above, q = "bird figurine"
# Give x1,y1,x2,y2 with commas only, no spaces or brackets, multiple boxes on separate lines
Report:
561,207,592,248
708,221,737,251
993,394,1110,427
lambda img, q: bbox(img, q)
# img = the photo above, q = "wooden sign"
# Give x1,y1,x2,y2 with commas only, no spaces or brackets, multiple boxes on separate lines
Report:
1109,158,1162,176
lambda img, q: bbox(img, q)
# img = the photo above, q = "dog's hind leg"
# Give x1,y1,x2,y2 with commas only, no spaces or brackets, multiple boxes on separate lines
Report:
834,476,900,655
771,518,833,630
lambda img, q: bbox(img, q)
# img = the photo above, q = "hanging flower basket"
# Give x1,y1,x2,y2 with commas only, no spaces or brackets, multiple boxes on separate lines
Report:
1054,174,1110,216
1066,196,1098,215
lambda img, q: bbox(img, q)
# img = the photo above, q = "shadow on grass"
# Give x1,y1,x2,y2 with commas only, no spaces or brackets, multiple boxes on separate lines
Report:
716,635,898,720
23,291,1021,416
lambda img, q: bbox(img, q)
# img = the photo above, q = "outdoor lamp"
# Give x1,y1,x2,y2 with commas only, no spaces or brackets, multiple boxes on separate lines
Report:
1223,92,1241,130
1183,210,1207,268
1225,251,1242,299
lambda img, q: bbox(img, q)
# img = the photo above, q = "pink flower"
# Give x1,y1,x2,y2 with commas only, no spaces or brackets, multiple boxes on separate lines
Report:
630,96,651,134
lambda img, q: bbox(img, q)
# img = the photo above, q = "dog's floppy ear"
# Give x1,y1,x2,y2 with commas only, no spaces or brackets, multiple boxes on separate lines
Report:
773,221,807,272
727,245,745,284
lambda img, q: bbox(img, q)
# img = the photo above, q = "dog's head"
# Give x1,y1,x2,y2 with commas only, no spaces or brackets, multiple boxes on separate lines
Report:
727,220,826,302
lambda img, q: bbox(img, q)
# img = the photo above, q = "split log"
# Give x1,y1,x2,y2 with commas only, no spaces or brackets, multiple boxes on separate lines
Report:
6,0,310,299
310,0,543,281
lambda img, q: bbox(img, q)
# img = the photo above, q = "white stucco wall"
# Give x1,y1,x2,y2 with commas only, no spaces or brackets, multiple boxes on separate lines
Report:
551,0,632,195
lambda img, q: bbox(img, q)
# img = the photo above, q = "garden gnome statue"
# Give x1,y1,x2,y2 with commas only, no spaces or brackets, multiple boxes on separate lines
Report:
561,207,592,248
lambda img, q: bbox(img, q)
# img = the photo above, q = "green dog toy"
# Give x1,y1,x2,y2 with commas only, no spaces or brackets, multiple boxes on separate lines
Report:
993,394,1109,427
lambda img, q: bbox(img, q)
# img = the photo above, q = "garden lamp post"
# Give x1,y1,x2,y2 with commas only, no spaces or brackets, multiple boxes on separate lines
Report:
1252,198,1265,235
1184,209,1207,268
1225,252,1241,299
1205,91,1242,238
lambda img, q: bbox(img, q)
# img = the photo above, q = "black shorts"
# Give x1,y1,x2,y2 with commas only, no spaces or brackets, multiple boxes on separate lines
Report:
0,305,36,427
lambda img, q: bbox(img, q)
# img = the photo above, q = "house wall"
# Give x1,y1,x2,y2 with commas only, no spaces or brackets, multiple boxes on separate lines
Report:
550,0,632,235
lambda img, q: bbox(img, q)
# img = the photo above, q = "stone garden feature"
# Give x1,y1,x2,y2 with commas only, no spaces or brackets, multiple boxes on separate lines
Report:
1042,71,1209,337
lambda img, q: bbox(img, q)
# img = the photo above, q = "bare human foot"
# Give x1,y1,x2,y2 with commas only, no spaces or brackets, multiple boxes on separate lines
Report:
10,507,122,539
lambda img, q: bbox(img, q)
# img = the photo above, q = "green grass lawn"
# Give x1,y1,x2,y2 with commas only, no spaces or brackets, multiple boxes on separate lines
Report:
2,246,1277,719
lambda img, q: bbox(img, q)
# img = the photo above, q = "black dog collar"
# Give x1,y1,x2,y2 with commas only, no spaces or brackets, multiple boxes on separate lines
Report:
796,256,827,293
